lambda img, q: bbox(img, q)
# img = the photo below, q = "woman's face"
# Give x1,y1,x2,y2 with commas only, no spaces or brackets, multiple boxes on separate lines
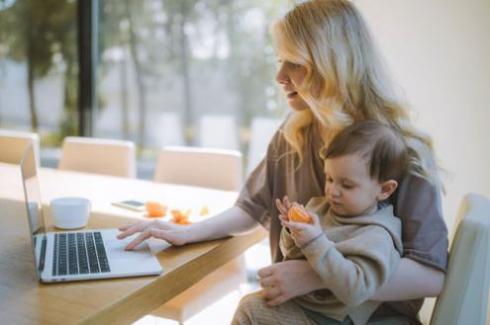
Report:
276,59,310,111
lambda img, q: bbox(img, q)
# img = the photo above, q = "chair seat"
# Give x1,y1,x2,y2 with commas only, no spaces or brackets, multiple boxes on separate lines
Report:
152,257,246,321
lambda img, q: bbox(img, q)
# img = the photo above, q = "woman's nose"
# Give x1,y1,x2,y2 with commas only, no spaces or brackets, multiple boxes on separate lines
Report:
275,64,289,85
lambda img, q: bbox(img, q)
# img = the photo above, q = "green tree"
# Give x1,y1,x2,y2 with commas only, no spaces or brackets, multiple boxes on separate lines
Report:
0,0,77,145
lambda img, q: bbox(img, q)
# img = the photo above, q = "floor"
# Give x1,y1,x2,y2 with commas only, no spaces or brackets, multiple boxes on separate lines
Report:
134,240,271,325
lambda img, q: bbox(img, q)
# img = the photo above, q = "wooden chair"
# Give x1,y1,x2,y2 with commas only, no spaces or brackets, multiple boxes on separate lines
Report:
154,146,242,191
0,129,40,165
429,193,490,325
152,146,245,323
58,136,136,178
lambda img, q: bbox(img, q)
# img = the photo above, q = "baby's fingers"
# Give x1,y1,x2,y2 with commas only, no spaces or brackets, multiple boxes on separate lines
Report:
275,198,288,217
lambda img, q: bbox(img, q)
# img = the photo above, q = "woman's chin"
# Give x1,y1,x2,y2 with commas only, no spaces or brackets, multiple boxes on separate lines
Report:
288,101,310,111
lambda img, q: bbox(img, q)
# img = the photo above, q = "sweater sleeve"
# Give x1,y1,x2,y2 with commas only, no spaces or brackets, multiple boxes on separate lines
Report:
301,226,401,307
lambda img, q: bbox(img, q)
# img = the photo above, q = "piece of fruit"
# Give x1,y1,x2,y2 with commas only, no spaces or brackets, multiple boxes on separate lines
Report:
199,205,209,216
288,204,312,223
145,201,167,217
170,209,192,225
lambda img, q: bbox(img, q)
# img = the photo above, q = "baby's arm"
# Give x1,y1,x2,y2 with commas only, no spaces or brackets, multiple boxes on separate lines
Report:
301,226,401,307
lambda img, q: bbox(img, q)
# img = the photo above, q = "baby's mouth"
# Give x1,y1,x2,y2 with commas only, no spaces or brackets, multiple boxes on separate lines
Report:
287,91,298,99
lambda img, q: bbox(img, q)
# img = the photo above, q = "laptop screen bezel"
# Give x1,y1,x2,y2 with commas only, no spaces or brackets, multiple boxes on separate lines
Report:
20,144,47,281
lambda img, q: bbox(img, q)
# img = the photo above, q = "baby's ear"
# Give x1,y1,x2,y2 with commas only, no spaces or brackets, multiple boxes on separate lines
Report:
377,180,398,201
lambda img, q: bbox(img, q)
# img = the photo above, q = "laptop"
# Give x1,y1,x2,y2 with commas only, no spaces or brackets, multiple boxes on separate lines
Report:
20,144,163,282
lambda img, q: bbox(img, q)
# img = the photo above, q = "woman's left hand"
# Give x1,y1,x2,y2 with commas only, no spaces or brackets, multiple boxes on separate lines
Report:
257,259,323,306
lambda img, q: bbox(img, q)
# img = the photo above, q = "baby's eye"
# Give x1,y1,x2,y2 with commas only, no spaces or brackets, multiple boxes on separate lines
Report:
342,183,355,190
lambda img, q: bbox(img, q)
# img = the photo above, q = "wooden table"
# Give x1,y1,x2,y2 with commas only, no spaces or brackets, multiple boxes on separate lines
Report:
0,163,266,324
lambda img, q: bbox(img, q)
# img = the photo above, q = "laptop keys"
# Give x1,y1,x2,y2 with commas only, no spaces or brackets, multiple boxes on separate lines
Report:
76,233,89,274
68,234,78,275
53,232,111,277
94,232,110,273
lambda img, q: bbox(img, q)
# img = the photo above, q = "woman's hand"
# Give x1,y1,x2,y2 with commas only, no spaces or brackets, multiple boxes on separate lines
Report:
257,260,323,306
117,220,192,249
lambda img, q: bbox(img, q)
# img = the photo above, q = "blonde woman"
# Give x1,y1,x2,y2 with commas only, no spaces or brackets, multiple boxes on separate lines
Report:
118,0,448,323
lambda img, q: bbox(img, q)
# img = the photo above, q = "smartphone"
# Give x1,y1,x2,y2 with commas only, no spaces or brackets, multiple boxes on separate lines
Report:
112,200,146,212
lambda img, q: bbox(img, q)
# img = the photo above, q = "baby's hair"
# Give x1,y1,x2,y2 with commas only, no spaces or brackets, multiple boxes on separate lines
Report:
322,120,409,182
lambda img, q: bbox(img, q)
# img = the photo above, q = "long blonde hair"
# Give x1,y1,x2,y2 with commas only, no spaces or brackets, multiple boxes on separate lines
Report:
272,0,439,184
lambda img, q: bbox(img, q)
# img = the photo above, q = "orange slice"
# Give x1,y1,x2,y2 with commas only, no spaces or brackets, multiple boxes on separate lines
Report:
288,205,312,223
145,201,167,217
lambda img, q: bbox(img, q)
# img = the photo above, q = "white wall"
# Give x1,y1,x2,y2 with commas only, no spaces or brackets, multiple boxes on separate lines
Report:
356,0,490,232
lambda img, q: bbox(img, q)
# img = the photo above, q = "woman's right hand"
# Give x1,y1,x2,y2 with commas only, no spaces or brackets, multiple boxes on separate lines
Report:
117,220,193,249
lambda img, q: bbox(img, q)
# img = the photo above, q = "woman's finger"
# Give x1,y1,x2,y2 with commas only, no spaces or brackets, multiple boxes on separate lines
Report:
117,221,148,239
257,265,274,278
124,228,162,250
259,276,276,289
266,294,288,306
283,196,292,209
262,286,282,300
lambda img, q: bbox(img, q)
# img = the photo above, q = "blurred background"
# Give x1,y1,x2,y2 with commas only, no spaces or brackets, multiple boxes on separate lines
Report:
0,0,290,177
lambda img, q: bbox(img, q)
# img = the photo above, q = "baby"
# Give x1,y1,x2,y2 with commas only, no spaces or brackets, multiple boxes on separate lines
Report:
276,120,409,325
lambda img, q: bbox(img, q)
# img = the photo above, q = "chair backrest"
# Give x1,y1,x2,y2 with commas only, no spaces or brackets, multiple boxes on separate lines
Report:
198,115,239,150
0,129,40,165
154,146,242,191
58,136,136,178
246,117,281,175
430,193,490,325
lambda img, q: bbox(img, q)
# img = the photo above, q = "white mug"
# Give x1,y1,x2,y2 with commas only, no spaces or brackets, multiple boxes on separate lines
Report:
50,197,91,229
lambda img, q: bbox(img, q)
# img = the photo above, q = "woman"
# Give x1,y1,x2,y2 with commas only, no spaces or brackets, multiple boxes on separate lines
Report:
118,0,448,323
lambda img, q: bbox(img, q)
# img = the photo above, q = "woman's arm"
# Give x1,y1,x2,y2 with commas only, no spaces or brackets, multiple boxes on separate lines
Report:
118,206,260,249
371,257,444,301
259,257,444,306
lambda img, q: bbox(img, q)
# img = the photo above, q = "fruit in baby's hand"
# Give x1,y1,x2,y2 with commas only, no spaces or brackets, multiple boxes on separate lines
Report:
145,201,167,217
288,204,312,223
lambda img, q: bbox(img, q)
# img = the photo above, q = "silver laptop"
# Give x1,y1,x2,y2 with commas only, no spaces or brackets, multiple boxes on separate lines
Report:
20,144,162,282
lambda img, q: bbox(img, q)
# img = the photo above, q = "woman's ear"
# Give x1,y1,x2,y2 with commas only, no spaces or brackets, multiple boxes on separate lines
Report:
377,180,398,201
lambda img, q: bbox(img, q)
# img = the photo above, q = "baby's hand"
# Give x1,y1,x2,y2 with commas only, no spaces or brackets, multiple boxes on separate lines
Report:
275,196,292,221
280,203,322,247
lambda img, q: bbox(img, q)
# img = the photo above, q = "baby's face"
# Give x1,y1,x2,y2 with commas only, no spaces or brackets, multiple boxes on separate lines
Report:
324,153,383,217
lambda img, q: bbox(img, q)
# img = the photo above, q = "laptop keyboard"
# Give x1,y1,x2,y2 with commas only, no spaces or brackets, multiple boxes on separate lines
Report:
52,232,111,276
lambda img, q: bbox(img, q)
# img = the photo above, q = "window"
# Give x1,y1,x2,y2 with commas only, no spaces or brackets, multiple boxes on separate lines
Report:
97,0,290,168
0,0,291,174
0,0,78,164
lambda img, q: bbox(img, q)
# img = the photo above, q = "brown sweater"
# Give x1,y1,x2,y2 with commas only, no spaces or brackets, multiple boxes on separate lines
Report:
280,198,402,325
235,123,448,323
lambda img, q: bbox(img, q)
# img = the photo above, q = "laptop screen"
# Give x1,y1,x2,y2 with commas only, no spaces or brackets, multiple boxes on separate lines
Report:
20,144,47,279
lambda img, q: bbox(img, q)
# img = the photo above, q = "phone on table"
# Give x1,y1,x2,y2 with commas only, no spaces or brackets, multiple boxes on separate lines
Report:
112,200,146,212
